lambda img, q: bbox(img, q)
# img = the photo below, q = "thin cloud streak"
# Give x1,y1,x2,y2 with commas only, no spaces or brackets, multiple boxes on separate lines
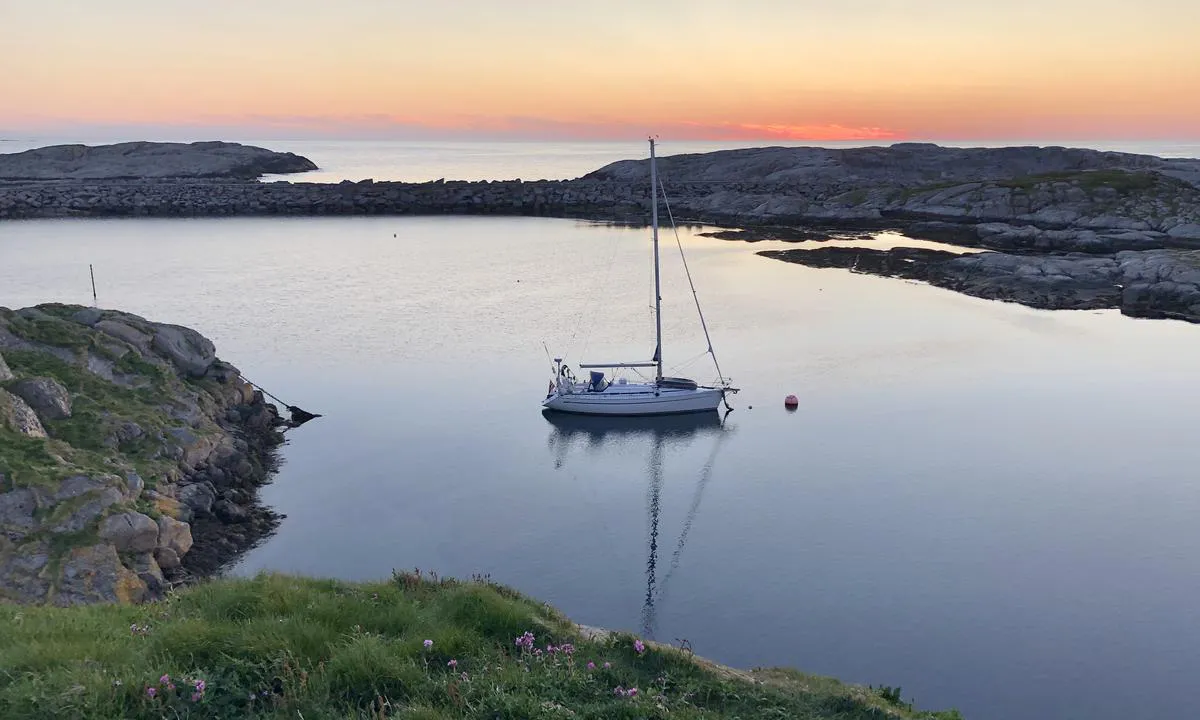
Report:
4,114,908,142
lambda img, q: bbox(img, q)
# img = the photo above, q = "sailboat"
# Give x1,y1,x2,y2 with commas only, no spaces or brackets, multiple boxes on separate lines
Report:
542,138,738,416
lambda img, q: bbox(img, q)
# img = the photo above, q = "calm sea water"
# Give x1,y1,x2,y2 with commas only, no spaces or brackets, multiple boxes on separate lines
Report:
2,211,1199,720
1,138,1198,183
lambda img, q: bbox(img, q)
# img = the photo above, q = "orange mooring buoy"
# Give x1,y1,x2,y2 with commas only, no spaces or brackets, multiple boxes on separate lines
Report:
784,394,799,410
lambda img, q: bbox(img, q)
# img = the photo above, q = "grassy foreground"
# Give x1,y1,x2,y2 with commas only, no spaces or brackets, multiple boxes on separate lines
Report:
0,571,963,719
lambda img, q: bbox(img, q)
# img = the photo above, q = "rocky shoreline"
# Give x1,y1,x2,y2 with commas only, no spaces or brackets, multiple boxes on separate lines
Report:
4,140,1200,322
0,304,297,604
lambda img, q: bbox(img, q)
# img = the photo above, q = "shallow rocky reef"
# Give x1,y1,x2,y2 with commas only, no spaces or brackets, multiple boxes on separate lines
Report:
0,304,292,605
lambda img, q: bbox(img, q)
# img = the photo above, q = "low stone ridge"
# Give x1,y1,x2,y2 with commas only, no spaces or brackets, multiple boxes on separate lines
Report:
0,304,290,605
761,246,1200,322
0,141,317,181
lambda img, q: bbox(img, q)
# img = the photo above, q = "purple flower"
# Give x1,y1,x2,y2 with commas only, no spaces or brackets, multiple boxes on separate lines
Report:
447,659,458,668
194,679,206,693
603,662,611,669
191,691,202,702
627,687,639,698
560,643,575,655
423,639,433,649
160,674,171,685
586,661,596,670
514,631,536,650
146,687,157,699
614,686,625,696
634,640,646,655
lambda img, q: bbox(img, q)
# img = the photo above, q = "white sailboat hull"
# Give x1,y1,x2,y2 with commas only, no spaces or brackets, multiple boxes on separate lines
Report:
543,384,723,416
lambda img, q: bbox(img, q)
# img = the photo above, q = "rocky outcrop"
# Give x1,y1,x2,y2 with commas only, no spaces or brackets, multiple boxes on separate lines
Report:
151,324,216,377
761,246,1200,321
8,376,72,421
0,304,293,605
0,141,317,181
0,351,12,381
0,388,47,437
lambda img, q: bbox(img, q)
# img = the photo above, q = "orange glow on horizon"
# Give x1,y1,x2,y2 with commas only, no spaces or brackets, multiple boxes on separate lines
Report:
1,0,1197,141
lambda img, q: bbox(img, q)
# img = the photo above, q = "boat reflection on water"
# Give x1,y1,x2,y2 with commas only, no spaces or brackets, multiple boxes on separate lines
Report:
541,409,735,639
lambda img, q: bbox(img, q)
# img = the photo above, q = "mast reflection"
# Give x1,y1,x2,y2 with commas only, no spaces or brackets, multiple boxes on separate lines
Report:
541,409,733,639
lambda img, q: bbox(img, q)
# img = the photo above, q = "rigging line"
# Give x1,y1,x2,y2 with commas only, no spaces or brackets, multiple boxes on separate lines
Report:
666,350,708,376
655,418,731,604
659,181,727,386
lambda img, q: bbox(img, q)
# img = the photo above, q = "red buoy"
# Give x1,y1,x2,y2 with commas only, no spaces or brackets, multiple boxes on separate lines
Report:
784,394,799,410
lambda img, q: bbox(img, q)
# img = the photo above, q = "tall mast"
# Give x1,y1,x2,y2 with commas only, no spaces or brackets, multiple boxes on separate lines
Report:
650,137,663,384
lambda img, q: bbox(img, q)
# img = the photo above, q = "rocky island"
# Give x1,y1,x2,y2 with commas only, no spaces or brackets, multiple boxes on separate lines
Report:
0,304,290,604
0,140,316,180
3,140,1200,321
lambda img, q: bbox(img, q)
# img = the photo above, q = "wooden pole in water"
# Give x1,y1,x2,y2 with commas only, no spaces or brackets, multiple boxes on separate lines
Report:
89,264,97,307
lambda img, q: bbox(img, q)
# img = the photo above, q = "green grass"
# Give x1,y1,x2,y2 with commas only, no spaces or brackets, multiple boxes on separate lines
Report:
0,572,963,720
997,169,1161,192
1,350,177,488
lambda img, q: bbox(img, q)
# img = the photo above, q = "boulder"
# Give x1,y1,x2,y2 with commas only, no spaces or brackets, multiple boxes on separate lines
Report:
0,388,47,437
94,319,151,350
98,512,159,553
50,487,124,534
131,552,166,595
0,350,12,381
0,540,52,603
157,515,193,556
9,376,72,421
154,546,181,570
151,324,216,377
70,307,103,326
178,482,216,515
214,499,248,523
55,475,110,500
54,544,147,606
125,471,145,499
0,488,39,540
1167,223,1200,240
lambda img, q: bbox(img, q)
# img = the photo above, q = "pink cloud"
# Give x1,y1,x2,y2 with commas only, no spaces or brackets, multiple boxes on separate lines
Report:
2,113,907,142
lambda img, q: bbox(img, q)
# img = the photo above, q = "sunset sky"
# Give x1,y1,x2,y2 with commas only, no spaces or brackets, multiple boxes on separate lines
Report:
2,0,1197,141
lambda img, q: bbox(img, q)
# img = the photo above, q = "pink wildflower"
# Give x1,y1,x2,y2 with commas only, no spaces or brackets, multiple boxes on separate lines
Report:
514,631,536,650
194,679,206,693
146,687,157,699
423,639,433,649
191,692,202,702
634,640,646,654
447,659,458,668
614,686,625,696
627,688,639,698
160,674,171,685
587,661,596,670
